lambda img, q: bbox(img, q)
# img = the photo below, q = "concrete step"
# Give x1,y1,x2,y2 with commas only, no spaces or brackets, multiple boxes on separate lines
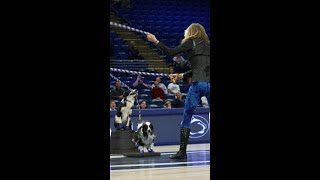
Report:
116,33,137,37
136,51,156,54
137,49,157,53
142,56,163,59
116,31,136,34
117,35,137,38
147,62,166,64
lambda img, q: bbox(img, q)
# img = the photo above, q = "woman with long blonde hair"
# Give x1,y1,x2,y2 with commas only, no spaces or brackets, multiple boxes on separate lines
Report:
147,23,210,159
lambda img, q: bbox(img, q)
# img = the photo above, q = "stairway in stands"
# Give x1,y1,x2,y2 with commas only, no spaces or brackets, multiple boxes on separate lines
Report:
110,11,169,74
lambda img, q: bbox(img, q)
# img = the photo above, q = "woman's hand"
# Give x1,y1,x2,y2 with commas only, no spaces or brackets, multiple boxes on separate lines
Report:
169,73,184,83
146,32,158,43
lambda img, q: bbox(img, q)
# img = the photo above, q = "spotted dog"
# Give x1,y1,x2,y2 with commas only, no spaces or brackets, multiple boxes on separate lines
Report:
114,89,138,130
132,121,156,153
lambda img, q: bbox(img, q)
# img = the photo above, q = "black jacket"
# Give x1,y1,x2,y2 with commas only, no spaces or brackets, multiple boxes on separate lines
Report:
157,38,210,82
110,88,125,100
171,99,185,108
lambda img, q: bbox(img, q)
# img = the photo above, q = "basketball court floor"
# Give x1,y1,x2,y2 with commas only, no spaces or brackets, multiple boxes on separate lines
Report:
110,143,210,180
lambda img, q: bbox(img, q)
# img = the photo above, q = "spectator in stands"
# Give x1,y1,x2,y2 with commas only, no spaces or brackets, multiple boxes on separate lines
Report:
110,80,125,101
172,53,186,73
151,77,168,95
128,41,144,60
171,92,184,108
164,100,172,109
131,74,151,91
173,55,192,74
201,96,209,108
167,79,181,95
110,100,117,111
168,66,175,74
139,100,147,109
150,81,166,100
146,23,210,159
173,53,185,63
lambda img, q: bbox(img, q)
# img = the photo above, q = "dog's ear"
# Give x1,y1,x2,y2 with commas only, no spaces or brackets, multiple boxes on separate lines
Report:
149,124,153,130
123,90,130,97
142,123,148,131
142,124,148,137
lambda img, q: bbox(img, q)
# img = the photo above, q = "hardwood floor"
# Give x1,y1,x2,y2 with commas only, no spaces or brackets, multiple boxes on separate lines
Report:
110,143,211,180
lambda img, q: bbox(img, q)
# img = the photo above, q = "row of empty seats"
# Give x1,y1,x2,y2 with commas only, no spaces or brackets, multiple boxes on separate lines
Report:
112,0,210,62
110,0,209,107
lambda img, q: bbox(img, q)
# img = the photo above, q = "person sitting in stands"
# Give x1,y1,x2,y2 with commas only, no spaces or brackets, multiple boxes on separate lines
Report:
171,92,185,108
164,100,172,109
110,100,117,111
168,66,175,74
110,80,125,101
128,41,144,60
173,53,187,73
139,100,148,109
150,80,166,100
151,77,168,95
131,74,151,91
167,78,181,95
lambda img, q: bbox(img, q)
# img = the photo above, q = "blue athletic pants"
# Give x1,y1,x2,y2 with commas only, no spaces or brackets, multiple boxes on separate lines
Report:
181,82,210,128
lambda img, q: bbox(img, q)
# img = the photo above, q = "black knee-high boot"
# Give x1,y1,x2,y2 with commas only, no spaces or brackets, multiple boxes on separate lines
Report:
170,128,190,159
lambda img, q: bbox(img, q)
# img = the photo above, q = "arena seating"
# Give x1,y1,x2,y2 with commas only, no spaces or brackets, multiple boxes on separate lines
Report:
113,0,210,51
110,0,210,108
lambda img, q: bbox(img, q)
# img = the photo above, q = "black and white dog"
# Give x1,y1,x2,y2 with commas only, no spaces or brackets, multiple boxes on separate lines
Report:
132,121,156,153
114,89,138,130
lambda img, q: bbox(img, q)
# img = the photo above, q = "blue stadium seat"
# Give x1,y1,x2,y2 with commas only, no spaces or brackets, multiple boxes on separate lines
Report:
132,104,140,109
166,94,175,100
122,81,131,85
115,100,120,107
149,104,162,109
151,99,164,107
138,93,151,100
113,0,210,51
164,80,171,86
179,85,186,93
139,89,150,94
176,80,184,84
126,76,134,81
166,98,175,102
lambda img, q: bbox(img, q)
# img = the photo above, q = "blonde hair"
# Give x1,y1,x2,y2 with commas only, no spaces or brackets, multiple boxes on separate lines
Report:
175,92,182,100
181,23,209,44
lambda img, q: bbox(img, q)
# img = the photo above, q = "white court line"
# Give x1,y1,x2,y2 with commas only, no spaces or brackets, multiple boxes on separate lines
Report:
161,150,210,155
110,155,125,159
110,150,210,159
111,164,210,172
111,160,210,168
